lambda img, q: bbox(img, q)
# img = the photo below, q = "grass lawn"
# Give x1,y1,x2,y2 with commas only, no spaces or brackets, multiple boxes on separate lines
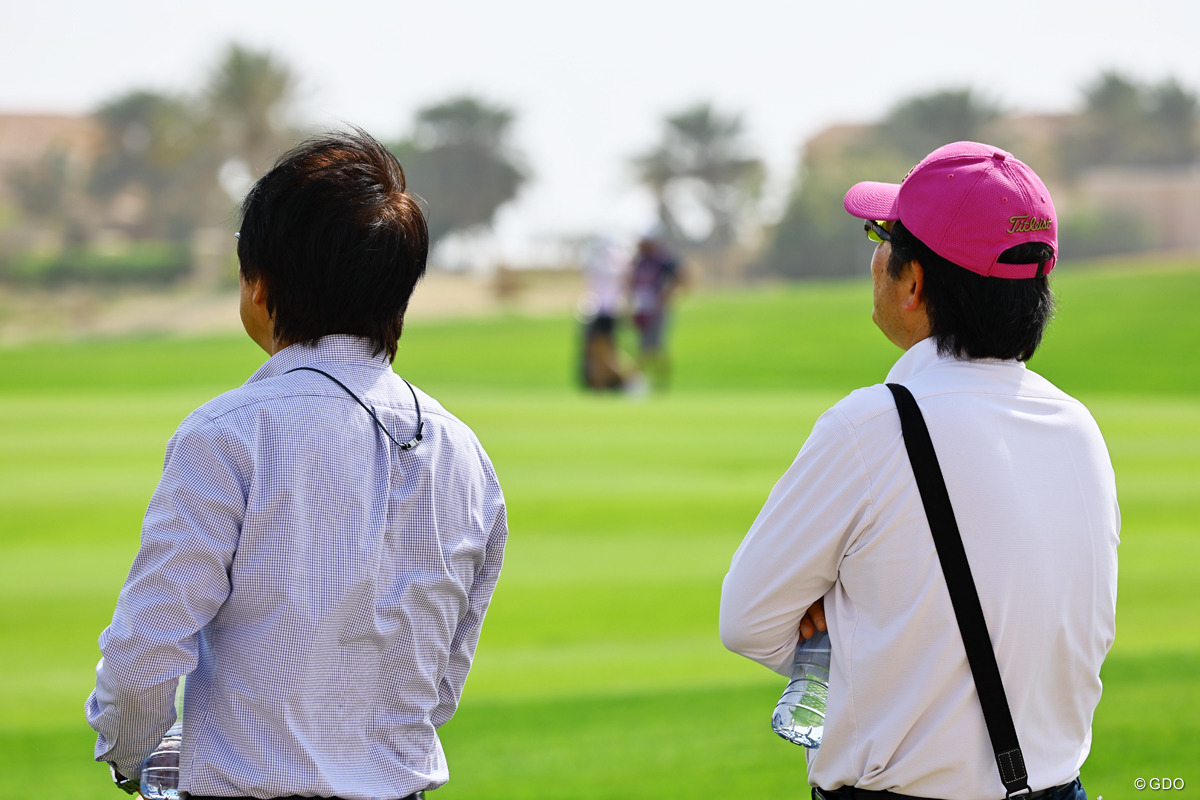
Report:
1,256,1197,798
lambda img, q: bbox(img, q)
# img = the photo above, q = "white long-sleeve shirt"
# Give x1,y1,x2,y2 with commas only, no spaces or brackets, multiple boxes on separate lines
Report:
720,338,1119,800
87,335,507,799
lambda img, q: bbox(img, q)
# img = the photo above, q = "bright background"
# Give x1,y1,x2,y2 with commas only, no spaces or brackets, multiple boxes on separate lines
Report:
4,0,1200,255
3,2,1200,795
2,257,1198,797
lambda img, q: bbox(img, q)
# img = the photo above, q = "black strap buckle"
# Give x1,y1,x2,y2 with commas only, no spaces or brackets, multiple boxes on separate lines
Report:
108,762,139,794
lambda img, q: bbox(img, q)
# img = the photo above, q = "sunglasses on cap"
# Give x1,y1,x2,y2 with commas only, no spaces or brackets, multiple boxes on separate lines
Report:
865,220,893,243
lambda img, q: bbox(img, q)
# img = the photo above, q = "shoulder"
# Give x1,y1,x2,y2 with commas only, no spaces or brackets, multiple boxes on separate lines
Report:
408,383,482,445
175,378,290,434
403,382,504,480
788,383,900,475
822,383,901,433
160,383,286,472
1014,363,1085,404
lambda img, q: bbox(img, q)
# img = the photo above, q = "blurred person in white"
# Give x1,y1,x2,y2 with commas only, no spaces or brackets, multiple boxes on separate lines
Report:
86,129,508,800
579,235,631,390
720,142,1118,800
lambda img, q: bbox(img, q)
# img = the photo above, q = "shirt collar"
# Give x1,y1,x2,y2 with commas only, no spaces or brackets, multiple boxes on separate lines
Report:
884,336,1026,384
245,335,392,384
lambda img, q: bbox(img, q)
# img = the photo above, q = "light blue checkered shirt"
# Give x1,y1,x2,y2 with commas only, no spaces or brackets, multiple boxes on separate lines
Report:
86,335,507,799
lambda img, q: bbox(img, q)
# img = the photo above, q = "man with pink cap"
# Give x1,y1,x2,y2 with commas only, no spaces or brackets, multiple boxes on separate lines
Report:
721,142,1118,800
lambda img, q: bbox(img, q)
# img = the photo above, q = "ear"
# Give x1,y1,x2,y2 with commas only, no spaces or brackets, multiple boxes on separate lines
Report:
248,276,269,312
239,274,279,355
900,260,925,313
243,275,274,323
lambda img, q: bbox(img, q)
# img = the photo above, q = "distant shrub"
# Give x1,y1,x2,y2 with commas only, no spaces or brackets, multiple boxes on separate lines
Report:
1057,208,1155,261
0,241,190,286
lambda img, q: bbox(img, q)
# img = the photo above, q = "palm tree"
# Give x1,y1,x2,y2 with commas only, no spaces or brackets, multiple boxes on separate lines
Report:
632,102,764,253
206,43,299,180
88,89,220,240
1148,78,1199,165
880,88,1000,162
390,96,528,247
1062,71,1200,174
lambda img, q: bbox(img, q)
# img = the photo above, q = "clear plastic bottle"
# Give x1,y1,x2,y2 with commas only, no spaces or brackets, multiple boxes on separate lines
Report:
770,629,831,748
139,721,183,800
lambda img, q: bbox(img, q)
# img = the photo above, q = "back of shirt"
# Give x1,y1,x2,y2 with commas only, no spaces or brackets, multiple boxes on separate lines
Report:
89,337,507,799
720,340,1119,800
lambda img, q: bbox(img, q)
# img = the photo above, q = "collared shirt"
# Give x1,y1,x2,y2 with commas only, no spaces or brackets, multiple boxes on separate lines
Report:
86,335,507,800
720,338,1119,800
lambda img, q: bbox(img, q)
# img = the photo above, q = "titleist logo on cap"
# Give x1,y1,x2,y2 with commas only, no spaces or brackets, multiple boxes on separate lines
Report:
1006,215,1053,235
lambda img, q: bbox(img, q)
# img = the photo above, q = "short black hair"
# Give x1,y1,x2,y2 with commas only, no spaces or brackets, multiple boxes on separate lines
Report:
886,220,1055,362
237,128,428,361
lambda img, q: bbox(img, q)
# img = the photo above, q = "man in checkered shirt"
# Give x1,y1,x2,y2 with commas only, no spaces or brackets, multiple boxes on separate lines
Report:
87,129,508,800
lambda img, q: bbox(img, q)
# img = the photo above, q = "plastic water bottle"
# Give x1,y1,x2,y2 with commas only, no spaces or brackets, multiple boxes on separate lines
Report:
139,721,183,799
770,629,831,748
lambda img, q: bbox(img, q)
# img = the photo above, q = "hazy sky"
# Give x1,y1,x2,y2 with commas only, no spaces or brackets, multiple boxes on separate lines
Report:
4,0,1197,262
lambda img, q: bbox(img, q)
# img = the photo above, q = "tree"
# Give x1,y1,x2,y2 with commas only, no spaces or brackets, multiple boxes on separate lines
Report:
81,42,301,245
389,96,528,247
1063,71,1199,173
632,102,764,255
756,146,910,281
1146,78,1198,164
87,89,220,241
0,42,302,286
5,147,95,249
756,88,999,281
206,43,300,180
1064,71,1142,173
9,149,73,221
880,88,1001,162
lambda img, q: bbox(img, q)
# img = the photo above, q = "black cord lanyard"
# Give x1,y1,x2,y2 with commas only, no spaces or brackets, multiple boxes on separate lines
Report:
287,366,424,451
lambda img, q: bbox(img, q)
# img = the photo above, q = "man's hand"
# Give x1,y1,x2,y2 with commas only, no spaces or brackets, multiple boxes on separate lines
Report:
798,598,827,641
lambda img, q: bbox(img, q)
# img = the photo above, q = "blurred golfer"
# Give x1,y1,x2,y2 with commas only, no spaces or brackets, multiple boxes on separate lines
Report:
86,130,507,799
720,142,1118,800
628,232,684,389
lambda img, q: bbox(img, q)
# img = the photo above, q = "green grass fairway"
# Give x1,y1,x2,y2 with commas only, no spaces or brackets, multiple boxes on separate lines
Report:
2,256,1197,798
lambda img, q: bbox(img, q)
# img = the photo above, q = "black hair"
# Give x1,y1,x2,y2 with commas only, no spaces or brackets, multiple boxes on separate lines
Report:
886,220,1055,362
237,128,428,361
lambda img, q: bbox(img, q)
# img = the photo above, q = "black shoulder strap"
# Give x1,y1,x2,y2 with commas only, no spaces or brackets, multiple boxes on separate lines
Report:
885,383,1030,799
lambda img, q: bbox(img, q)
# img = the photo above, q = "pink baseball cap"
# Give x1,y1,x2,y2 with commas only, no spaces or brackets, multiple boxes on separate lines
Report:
843,141,1057,278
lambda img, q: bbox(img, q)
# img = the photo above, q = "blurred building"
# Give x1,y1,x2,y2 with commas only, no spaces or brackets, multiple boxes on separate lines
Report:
1080,166,1200,252
0,113,99,204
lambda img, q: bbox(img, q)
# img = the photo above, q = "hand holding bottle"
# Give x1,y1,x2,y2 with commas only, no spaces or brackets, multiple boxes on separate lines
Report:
770,598,831,748
798,597,826,640
139,722,183,800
